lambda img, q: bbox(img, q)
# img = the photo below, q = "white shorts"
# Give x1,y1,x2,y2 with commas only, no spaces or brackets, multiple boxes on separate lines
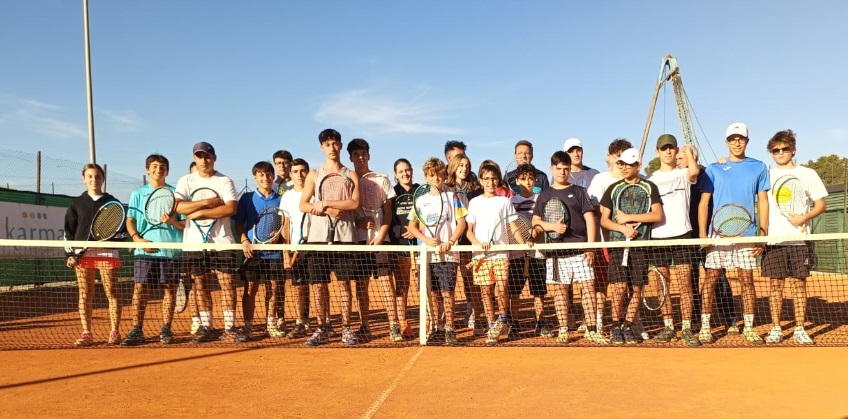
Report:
704,244,758,270
546,254,594,285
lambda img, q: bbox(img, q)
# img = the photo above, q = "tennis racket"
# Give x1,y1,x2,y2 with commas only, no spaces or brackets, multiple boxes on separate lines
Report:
615,183,651,266
289,212,310,269
189,187,220,260
138,187,175,238
773,174,809,233
174,278,188,314
493,213,533,277
74,200,126,263
413,183,445,262
711,204,754,238
643,264,668,311
318,173,354,245
504,158,527,195
543,197,569,242
360,172,391,242
243,206,287,271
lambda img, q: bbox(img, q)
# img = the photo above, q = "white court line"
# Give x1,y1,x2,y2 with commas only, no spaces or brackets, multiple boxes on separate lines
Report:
361,346,425,419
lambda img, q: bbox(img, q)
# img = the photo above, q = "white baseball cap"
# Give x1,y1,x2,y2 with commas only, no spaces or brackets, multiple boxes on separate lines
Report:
563,138,583,151
726,122,748,139
618,148,641,165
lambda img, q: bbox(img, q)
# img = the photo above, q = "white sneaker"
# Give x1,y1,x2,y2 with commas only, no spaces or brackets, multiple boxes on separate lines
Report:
586,330,609,345
556,326,569,344
576,324,587,333
793,328,814,345
632,320,649,341
698,327,713,344
743,327,764,344
766,326,782,344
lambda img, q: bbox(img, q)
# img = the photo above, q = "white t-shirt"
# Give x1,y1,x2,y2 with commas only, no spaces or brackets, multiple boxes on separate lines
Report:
280,189,306,245
649,168,695,238
467,195,515,260
408,191,466,263
587,171,619,209
767,165,827,243
174,171,239,245
355,173,397,243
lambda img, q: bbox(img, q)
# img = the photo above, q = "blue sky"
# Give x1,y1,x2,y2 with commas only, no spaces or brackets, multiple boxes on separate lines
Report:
2,1,847,200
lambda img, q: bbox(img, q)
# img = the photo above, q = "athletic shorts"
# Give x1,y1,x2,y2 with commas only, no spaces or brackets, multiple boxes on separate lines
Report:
607,248,649,287
507,257,547,296
650,233,694,266
240,258,283,280
133,257,179,284
185,251,237,276
304,243,355,283
704,244,758,270
761,243,811,279
592,249,610,291
286,251,310,286
430,262,458,292
352,244,393,278
546,253,594,285
471,258,508,287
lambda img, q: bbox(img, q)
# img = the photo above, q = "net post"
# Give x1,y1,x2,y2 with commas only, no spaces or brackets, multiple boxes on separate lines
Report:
418,246,429,346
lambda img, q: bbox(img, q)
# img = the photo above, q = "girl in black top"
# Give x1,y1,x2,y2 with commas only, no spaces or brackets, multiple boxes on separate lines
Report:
390,158,419,338
64,163,123,346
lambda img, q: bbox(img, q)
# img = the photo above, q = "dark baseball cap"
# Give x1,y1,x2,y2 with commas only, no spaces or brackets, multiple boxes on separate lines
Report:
656,134,678,149
192,141,216,156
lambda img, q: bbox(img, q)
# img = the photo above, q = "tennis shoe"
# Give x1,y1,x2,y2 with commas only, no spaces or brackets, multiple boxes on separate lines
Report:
220,327,249,343
121,326,145,346
190,321,200,335
556,327,569,344
486,322,505,345
287,323,307,339
401,320,415,338
191,326,214,344
341,326,358,346
540,323,554,338
766,326,783,344
576,324,587,333
389,323,404,342
698,327,714,344
653,326,677,343
305,328,328,346
726,324,740,335
74,331,93,347
108,330,121,345
743,327,763,344
586,330,610,345
681,329,700,347
610,325,624,345
631,320,648,341
444,329,459,346
793,328,814,345
622,325,639,345
159,325,174,345
266,323,286,338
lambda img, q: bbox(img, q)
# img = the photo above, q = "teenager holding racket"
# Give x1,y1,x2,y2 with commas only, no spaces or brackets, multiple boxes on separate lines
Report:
697,123,770,344
387,158,419,339
347,138,398,341
64,163,124,346
445,153,483,334
646,135,701,346
408,157,468,346
599,148,663,345
280,158,312,339
533,151,607,345
299,129,361,346
234,161,285,340
762,129,827,344
174,141,242,343
122,154,184,346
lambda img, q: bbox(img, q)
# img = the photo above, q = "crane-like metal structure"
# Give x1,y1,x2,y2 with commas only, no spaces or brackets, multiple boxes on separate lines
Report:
638,55,705,164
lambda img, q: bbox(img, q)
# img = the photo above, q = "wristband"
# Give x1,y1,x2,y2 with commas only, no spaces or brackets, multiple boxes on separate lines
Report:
131,233,140,239
241,239,250,244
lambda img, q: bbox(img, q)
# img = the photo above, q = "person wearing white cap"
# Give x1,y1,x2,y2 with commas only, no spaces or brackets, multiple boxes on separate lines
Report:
174,141,243,343
599,148,664,345
697,122,770,344
563,138,600,189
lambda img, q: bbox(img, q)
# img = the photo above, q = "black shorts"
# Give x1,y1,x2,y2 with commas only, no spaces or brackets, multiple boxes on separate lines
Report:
607,248,649,287
430,262,458,292
649,242,694,267
134,257,180,285
240,258,283,280
507,257,547,297
351,245,393,279
761,244,811,279
185,251,238,276
304,243,356,283
287,251,310,286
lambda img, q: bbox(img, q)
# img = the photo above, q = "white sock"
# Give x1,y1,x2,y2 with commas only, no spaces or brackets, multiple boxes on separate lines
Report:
200,311,212,328
191,316,201,327
701,314,711,329
596,313,603,329
743,314,754,329
794,326,804,332
664,318,674,328
224,310,235,330
682,320,691,331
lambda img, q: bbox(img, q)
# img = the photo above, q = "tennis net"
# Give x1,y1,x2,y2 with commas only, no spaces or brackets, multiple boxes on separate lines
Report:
1,234,847,349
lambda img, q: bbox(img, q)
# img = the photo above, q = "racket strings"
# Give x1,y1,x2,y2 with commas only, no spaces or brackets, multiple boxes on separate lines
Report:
713,205,753,236
543,200,566,240
144,194,175,225
91,205,124,240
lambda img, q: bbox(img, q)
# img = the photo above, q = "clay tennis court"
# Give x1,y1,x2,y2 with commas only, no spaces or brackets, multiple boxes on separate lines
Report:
1,346,846,418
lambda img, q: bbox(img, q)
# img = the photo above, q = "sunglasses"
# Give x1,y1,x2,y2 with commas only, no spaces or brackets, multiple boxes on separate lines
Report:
770,147,793,155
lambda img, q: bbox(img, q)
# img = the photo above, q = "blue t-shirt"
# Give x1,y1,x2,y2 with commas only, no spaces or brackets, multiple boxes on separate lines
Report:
700,157,769,237
234,190,282,259
127,184,183,258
